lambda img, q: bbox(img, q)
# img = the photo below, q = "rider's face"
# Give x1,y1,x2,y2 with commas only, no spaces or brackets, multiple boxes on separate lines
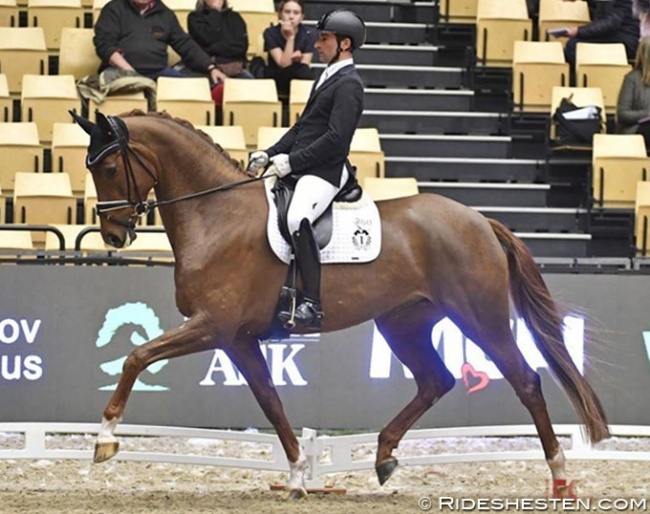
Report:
315,31,338,63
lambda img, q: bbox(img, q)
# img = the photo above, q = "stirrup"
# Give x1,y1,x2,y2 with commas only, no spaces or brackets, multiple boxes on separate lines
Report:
292,300,324,327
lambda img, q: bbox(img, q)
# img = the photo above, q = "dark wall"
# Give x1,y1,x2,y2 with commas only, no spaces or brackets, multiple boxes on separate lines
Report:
0,267,648,429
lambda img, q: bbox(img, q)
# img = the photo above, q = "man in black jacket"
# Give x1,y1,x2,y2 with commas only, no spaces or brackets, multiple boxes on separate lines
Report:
94,0,226,82
248,9,366,329
562,0,640,67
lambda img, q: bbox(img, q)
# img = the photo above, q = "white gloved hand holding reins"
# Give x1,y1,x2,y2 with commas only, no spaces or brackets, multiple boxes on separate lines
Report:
247,151,269,173
270,153,292,178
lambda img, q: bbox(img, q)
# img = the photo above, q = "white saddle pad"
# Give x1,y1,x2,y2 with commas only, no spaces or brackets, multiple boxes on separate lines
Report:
264,177,381,264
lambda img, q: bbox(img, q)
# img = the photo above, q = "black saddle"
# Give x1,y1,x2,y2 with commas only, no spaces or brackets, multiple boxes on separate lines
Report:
272,171,362,248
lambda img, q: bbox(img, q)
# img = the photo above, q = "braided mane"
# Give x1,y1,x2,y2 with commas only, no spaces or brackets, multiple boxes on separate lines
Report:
121,110,253,176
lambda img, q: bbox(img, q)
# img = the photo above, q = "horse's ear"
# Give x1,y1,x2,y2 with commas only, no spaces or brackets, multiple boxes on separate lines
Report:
95,110,112,135
69,110,95,136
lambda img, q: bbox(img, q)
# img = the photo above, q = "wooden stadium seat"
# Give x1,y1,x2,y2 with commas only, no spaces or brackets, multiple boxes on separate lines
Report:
51,122,90,194
592,134,650,208
289,79,314,124
91,0,109,23
59,28,100,79
476,0,532,67
229,0,276,60
363,177,419,201
0,229,34,250
635,181,650,255
513,41,568,112
550,86,605,143
440,0,477,22
164,0,194,31
13,171,77,244
0,74,12,122
195,124,248,169
0,122,42,193
0,0,18,27
0,27,47,94
576,43,631,111
84,175,97,224
349,128,385,182
539,0,590,45
21,74,82,142
27,0,83,50
223,79,282,146
89,92,149,119
156,76,214,126
256,126,288,151
44,223,106,250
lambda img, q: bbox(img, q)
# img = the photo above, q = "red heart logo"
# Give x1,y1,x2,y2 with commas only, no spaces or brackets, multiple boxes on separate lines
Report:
461,362,490,394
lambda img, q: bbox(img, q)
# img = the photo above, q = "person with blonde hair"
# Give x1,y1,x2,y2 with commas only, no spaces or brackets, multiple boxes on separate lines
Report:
617,36,650,136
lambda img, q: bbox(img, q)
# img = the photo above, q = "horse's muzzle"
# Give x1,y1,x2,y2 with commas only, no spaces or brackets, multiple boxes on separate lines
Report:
105,226,137,249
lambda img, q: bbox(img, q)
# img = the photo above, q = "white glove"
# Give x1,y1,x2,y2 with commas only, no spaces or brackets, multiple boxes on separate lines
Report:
247,151,269,172
271,153,292,178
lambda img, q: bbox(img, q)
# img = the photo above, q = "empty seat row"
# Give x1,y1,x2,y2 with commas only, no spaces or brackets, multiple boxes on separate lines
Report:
472,0,593,67
513,41,630,111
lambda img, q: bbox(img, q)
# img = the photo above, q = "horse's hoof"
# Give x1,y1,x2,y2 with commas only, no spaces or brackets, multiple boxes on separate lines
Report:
94,441,119,463
376,457,399,485
284,487,308,500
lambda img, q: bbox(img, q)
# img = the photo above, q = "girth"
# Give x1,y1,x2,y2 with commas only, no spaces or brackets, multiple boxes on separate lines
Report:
272,172,362,248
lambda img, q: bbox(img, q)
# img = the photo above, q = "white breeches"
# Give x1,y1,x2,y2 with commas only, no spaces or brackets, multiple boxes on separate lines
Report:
286,166,350,234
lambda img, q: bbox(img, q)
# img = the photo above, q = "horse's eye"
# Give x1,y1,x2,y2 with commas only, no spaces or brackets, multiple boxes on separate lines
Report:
105,165,118,177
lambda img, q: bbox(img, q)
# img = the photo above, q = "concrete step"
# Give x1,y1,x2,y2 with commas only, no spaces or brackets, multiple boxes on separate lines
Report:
385,157,540,182
362,110,507,135
379,134,511,158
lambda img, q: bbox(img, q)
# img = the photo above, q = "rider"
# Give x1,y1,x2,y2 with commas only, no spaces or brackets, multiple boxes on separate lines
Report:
248,9,366,328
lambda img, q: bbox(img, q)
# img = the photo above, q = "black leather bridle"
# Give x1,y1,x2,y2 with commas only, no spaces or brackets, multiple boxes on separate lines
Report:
89,115,269,232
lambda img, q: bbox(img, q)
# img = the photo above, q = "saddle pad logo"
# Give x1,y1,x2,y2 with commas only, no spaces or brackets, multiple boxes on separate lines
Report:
352,220,372,250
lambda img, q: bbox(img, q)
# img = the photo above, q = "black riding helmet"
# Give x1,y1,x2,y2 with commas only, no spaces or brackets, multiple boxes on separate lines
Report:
316,9,366,55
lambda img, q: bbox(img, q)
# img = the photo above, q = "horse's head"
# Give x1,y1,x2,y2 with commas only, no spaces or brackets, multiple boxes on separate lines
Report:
71,111,158,249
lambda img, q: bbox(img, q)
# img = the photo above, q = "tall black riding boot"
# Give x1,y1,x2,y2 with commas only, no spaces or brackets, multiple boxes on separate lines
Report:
291,218,323,328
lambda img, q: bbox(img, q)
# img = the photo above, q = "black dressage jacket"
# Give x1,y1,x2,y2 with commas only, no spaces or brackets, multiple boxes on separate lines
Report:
265,64,364,187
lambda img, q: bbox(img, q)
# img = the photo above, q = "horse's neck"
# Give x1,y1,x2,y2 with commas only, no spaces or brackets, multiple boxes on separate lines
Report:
149,133,251,253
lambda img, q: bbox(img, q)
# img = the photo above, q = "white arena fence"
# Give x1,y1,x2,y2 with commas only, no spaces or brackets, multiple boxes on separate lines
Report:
0,423,649,488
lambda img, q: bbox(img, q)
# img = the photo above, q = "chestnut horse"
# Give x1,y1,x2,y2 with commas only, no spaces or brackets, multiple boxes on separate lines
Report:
72,110,609,498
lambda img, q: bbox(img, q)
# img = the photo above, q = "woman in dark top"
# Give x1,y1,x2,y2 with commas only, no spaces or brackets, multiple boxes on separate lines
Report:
188,0,253,79
263,0,316,97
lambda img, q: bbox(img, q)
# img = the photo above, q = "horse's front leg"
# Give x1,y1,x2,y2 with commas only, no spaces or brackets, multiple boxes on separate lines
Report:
95,314,215,463
225,338,307,500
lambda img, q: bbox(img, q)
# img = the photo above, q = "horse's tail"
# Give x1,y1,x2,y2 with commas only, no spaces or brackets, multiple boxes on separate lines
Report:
488,218,610,444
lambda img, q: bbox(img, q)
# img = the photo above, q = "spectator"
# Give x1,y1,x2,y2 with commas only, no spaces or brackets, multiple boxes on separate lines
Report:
187,0,254,79
561,0,640,67
94,0,226,84
263,0,316,98
617,36,650,136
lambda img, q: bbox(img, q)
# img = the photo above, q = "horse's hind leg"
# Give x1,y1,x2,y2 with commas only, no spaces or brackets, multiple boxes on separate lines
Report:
453,311,568,492
95,314,216,463
374,301,455,485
